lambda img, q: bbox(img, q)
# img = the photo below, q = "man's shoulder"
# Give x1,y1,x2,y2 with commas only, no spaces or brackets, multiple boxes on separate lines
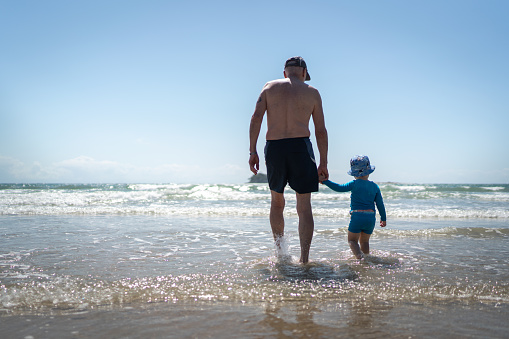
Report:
307,84,320,95
264,78,289,88
264,79,320,92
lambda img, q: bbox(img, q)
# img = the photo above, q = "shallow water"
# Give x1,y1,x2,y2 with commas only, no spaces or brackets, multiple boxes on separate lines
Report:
1,183,508,337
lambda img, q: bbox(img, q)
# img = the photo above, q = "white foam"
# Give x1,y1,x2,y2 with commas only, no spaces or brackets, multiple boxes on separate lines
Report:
481,186,505,191
1,183,508,219
397,185,428,191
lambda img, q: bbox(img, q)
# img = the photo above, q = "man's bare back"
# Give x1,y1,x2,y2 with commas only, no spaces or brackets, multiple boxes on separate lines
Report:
261,77,322,140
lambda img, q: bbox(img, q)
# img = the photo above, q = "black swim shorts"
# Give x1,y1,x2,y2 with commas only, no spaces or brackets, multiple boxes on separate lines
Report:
264,137,319,194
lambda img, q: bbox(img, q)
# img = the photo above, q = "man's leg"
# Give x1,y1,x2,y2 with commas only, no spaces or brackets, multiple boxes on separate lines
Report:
270,190,285,247
296,193,314,263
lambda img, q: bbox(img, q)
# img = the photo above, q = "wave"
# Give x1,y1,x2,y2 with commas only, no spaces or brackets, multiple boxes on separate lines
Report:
1,182,508,192
0,183,134,191
1,183,508,219
1,204,509,219
317,227,509,239
379,183,509,193
2,205,509,219
378,226,509,239
313,207,509,219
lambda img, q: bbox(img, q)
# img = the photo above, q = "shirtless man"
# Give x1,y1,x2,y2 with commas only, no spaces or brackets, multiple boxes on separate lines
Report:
249,56,328,263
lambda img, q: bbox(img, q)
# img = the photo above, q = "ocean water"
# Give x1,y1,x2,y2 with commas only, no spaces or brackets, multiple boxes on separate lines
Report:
1,183,508,338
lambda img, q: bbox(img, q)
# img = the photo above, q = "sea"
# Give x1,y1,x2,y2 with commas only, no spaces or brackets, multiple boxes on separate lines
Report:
1,182,508,338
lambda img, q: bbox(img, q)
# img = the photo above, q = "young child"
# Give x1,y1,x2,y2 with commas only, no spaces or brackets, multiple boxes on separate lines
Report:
320,155,387,259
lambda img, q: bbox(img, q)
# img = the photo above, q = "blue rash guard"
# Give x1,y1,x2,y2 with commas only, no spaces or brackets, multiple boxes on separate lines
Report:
323,179,387,222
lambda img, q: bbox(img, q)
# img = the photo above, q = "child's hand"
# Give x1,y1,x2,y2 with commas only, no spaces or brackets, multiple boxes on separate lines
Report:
318,175,327,183
380,221,387,227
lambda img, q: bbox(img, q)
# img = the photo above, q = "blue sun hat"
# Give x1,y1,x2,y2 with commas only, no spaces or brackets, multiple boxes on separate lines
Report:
348,155,375,177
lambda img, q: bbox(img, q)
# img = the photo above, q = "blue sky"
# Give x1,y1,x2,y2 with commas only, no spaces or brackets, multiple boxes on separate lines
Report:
1,0,508,184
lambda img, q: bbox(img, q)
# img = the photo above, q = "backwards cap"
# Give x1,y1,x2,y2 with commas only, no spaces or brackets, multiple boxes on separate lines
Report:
284,56,311,81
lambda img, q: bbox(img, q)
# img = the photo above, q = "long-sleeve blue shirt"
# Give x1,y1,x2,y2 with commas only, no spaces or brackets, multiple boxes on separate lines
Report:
323,179,386,221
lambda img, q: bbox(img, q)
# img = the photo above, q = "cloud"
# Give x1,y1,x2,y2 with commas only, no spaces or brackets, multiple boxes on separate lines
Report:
0,156,55,182
2,155,507,184
53,156,134,182
0,155,250,183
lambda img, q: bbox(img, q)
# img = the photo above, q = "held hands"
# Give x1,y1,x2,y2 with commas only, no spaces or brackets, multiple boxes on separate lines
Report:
317,164,328,183
380,221,387,228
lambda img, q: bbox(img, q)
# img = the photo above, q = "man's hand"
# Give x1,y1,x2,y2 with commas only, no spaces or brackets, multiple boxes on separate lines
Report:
317,164,328,183
380,221,387,227
249,153,259,175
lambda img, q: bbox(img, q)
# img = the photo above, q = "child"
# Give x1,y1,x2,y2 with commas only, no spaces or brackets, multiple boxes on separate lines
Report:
320,155,387,259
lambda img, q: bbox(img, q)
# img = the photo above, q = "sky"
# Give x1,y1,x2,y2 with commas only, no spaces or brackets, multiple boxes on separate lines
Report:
1,0,508,184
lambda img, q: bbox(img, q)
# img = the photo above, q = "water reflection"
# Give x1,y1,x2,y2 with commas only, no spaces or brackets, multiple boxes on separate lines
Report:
262,300,396,338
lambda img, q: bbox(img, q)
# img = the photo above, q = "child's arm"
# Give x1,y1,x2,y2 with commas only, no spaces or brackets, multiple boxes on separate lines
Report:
322,180,354,192
375,190,387,227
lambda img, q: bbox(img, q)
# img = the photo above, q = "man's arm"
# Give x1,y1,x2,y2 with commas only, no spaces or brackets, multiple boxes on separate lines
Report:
249,87,267,175
311,91,328,181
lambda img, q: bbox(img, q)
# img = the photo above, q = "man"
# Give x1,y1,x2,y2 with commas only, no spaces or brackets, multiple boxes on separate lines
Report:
249,56,328,263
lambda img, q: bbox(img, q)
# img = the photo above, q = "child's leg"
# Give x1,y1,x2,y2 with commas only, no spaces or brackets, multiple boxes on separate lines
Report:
347,231,363,259
359,232,371,255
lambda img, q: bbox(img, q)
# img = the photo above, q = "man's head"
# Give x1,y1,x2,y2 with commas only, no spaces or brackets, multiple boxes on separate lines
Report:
284,56,311,81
